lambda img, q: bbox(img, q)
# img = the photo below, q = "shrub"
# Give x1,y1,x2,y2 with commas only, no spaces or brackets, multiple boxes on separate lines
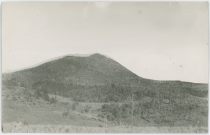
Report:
71,102,79,111
84,105,91,113
49,97,57,104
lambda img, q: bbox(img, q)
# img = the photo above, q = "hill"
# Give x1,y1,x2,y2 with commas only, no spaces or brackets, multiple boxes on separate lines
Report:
2,53,208,132
3,53,207,101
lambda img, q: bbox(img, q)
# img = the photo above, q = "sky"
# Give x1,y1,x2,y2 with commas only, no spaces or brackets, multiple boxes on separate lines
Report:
2,2,208,83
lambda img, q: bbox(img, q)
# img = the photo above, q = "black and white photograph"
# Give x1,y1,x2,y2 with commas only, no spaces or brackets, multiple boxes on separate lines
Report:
1,1,209,133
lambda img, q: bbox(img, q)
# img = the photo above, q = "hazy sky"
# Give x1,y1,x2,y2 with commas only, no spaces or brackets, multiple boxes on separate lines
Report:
2,2,208,83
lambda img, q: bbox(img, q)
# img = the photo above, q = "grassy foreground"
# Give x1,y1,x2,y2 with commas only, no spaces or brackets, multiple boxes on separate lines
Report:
2,123,207,133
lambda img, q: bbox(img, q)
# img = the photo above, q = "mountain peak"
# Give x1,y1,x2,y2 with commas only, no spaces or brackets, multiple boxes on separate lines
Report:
62,53,107,59
89,53,107,58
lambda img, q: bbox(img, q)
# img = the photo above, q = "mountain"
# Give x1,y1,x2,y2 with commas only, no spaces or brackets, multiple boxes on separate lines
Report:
3,53,207,100
4,53,143,86
2,53,208,129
